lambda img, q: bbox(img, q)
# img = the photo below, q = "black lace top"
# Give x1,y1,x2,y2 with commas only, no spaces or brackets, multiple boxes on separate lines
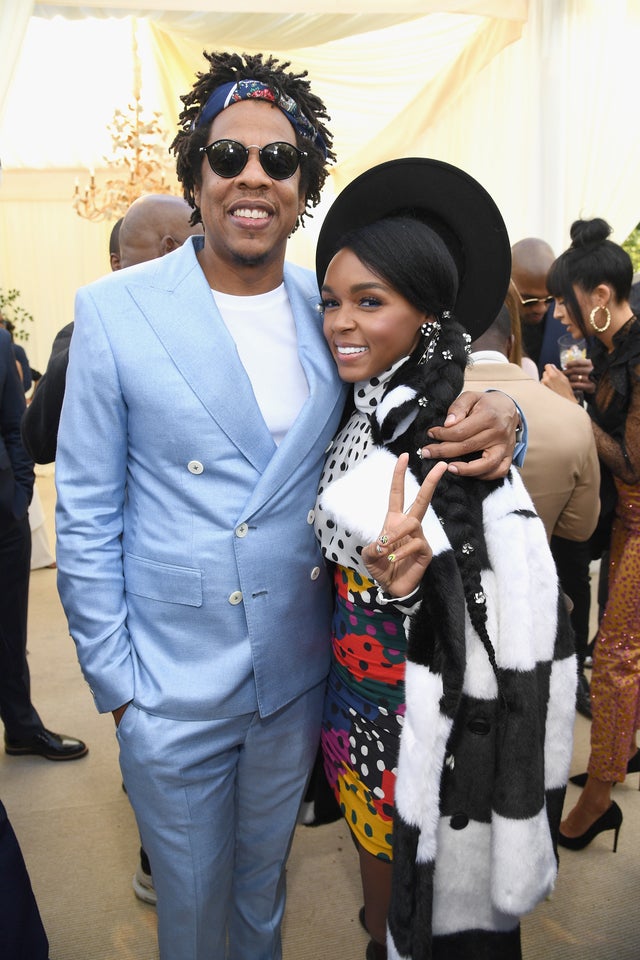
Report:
589,316,640,485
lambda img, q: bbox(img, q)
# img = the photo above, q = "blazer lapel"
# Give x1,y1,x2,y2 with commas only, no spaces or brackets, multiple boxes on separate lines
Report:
125,243,345,513
124,238,276,473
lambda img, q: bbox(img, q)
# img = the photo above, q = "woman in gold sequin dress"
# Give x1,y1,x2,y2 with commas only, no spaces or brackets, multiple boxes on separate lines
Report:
542,217,640,850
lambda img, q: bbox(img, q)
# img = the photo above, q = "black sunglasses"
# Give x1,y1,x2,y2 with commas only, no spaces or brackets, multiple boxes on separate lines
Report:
199,139,307,181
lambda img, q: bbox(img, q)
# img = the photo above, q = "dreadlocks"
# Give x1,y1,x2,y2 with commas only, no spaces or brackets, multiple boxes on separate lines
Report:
171,51,335,231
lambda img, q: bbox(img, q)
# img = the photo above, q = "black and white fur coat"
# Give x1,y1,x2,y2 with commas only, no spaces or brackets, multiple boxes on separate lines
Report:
319,357,576,960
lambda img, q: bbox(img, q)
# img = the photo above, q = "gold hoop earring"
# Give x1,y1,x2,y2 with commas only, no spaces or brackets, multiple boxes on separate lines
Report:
589,305,611,333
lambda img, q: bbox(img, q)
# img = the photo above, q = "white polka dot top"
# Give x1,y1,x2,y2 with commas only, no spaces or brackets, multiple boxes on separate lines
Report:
314,361,404,574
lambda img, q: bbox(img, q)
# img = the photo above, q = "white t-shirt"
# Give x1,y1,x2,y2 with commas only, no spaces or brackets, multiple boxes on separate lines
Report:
212,284,309,446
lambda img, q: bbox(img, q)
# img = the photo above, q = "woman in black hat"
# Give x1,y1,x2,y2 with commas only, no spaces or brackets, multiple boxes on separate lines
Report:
314,160,576,960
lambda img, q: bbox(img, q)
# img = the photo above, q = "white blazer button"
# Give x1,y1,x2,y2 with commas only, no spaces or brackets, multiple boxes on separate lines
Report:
187,460,204,474
310,566,320,580
307,510,315,524
235,523,248,538
228,591,243,605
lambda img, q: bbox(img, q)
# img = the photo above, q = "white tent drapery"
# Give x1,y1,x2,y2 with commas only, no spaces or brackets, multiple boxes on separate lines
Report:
1,0,638,373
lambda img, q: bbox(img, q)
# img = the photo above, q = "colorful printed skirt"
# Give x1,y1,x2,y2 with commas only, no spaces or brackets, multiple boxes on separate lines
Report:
321,565,408,859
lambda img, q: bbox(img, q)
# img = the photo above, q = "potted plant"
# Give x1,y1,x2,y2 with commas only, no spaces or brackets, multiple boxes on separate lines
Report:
0,288,34,341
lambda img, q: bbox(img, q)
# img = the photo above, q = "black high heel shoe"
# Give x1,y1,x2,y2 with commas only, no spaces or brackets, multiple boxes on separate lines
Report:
557,800,622,852
569,748,640,789
627,748,640,773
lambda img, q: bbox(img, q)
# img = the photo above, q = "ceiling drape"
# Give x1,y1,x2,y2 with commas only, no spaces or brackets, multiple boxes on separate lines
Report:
0,1,34,126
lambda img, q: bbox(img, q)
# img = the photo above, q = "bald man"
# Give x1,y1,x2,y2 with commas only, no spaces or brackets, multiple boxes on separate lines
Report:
465,305,600,543
118,194,203,269
511,238,598,718
511,237,567,374
21,195,203,463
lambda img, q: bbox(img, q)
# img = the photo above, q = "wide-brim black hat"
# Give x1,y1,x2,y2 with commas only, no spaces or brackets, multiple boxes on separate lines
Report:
315,157,511,341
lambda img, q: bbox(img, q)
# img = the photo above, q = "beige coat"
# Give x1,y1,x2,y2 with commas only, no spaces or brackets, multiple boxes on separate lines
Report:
465,360,600,541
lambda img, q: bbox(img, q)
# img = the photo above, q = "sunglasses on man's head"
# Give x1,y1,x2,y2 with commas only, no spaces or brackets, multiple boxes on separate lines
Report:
199,139,307,181
511,281,554,309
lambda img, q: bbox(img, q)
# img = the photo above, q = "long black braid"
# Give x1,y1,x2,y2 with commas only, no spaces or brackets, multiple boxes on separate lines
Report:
374,315,505,699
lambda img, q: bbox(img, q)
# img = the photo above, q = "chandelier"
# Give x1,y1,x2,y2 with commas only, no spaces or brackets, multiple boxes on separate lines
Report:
73,19,177,222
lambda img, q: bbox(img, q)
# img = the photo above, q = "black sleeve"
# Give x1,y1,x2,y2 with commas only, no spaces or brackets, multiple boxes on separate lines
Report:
0,333,34,530
21,348,69,464
20,323,73,464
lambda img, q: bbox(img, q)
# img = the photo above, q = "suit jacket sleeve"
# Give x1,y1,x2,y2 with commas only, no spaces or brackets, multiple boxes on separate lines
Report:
551,417,601,541
13,343,32,392
0,330,34,532
55,297,133,712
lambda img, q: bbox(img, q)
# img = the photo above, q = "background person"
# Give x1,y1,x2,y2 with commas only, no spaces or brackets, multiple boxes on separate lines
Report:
117,193,203,268
0,316,32,393
543,218,640,851
0,326,86,761
466,303,600,543
21,198,202,465
512,236,597,717
504,283,539,380
20,216,123,465
109,215,123,272
0,798,49,960
511,237,565,374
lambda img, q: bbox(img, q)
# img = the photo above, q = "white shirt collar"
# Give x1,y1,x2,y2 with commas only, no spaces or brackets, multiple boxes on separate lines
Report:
469,350,509,365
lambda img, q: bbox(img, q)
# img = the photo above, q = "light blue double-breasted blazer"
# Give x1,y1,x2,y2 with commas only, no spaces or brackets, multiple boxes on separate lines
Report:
55,236,347,721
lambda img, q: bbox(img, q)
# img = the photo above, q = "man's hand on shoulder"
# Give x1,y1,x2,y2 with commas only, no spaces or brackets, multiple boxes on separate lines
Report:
418,390,518,480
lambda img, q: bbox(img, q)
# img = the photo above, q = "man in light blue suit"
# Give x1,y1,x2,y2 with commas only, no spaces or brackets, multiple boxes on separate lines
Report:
55,52,521,960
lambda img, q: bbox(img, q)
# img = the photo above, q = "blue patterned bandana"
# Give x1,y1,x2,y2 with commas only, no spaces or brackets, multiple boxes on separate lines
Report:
195,79,327,157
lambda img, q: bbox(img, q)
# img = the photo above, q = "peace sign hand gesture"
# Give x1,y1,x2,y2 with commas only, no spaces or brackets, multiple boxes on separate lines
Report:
363,453,448,598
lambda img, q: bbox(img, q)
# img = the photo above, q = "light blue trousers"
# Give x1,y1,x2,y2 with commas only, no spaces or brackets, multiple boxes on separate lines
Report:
117,681,324,960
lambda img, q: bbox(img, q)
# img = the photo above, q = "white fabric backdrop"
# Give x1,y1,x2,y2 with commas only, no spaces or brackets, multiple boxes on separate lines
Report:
1,0,639,372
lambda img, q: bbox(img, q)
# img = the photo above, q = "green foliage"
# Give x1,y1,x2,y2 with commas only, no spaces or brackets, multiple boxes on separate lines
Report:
623,224,640,274
0,288,34,341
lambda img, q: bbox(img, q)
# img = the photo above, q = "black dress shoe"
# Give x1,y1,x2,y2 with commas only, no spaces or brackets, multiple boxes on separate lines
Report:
576,673,592,720
5,728,88,761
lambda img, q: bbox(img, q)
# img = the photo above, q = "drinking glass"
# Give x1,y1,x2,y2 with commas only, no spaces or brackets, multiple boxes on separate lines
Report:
558,333,587,369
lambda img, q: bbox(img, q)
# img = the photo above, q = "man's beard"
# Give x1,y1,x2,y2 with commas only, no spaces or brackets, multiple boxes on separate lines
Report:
231,249,270,268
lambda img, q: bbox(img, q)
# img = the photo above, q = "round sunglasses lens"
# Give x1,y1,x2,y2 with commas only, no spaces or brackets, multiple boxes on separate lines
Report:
208,141,246,178
261,143,300,180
